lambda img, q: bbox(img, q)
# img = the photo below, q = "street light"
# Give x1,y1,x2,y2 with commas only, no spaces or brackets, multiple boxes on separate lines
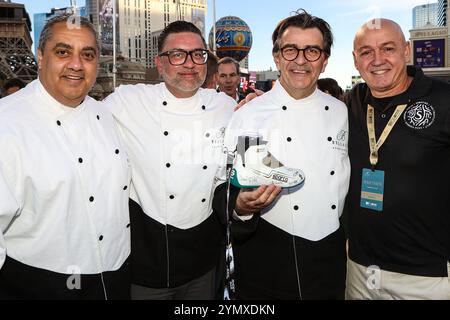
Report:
213,0,216,54
112,0,117,90
70,0,77,15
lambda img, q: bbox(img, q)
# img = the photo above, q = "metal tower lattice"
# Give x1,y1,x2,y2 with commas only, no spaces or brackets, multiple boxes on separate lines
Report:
0,1,37,81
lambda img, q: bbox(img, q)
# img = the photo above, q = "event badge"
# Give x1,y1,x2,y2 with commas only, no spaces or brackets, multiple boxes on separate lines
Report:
360,168,385,212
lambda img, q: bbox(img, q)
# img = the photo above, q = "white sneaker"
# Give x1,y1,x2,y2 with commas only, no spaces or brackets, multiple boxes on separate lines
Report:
230,135,305,188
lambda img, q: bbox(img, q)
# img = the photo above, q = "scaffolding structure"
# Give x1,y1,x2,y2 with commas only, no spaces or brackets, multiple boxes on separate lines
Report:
0,1,37,82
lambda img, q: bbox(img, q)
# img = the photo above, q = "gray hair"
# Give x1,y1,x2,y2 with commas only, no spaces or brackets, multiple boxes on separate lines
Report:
272,9,333,56
38,14,99,54
218,57,240,75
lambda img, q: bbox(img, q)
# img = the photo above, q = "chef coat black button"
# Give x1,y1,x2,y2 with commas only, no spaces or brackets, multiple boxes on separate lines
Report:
202,198,206,203
201,105,206,110
327,137,332,142
331,205,336,210
330,171,335,175
381,114,386,119
99,235,103,241
325,106,329,111
96,115,100,120
203,165,207,170
164,131,169,136
115,149,119,154
169,195,175,199
205,132,210,138
293,205,299,211
56,120,61,126
282,106,287,111
162,101,167,106
166,163,171,168
123,185,128,190
78,158,83,163
287,137,292,142
126,223,130,228
89,196,94,202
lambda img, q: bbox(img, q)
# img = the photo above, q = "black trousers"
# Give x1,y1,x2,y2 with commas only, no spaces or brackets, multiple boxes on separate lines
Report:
234,222,346,300
0,256,130,300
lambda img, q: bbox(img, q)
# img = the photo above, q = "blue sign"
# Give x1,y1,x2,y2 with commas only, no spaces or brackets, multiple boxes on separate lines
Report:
414,39,445,68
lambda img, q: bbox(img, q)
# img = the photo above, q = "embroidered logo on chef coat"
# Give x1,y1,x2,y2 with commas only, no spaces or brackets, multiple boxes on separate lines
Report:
336,130,347,141
332,129,348,153
207,126,226,150
403,101,435,130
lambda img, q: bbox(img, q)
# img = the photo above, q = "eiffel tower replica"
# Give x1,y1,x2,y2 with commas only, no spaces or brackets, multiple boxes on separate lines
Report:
0,0,37,82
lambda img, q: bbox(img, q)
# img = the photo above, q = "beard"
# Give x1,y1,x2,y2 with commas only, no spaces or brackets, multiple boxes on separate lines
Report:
162,72,206,93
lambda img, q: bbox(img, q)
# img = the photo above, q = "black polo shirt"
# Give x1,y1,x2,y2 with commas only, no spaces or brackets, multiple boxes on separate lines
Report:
346,66,450,277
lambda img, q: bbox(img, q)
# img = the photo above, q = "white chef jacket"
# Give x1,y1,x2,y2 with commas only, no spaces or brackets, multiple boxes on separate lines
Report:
0,80,131,274
104,83,235,229
225,81,350,241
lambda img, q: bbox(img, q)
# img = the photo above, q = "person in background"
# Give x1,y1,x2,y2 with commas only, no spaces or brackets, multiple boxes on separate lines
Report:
2,78,26,97
345,18,450,300
317,77,343,101
202,50,219,89
217,57,245,102
242,80,256,96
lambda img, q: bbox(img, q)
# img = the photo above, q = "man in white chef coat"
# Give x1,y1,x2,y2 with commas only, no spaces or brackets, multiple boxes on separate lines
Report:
103,21,235,299
0,15,131,299
213,9,350,299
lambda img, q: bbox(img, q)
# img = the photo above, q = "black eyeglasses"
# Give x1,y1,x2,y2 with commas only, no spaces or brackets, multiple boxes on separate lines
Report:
280,45,327,62
159,49,208,66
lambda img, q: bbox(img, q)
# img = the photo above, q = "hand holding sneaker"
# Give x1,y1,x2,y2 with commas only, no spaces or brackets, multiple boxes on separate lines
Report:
235,184,282,216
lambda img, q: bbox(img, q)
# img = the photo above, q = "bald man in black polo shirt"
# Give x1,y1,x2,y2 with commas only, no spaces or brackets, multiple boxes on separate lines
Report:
345,18,450,300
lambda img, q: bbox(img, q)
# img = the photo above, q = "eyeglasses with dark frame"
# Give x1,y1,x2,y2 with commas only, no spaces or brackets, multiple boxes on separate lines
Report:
280,45,327,62
159,49,208,66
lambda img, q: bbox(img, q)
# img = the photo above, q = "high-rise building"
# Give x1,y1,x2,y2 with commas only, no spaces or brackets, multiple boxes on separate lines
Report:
413,3,438,28
410,1,450,83
33,6,86,55
86,0,207,68
438,0,448,26
240,56,249,73
150,28,162,68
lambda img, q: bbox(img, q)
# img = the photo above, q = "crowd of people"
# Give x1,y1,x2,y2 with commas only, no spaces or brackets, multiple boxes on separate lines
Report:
0,8,448,300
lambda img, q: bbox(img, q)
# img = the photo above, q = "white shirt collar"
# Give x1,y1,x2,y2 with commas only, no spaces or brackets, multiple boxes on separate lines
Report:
271,79,320,105
233,90,239,102
160,82,203,114
34,78,88,122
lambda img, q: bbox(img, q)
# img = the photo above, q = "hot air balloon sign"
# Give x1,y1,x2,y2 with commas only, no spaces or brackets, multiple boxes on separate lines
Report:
209,16,253,62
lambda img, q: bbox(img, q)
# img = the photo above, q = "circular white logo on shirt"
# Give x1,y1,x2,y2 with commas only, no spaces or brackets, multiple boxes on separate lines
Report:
403,101,435,130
